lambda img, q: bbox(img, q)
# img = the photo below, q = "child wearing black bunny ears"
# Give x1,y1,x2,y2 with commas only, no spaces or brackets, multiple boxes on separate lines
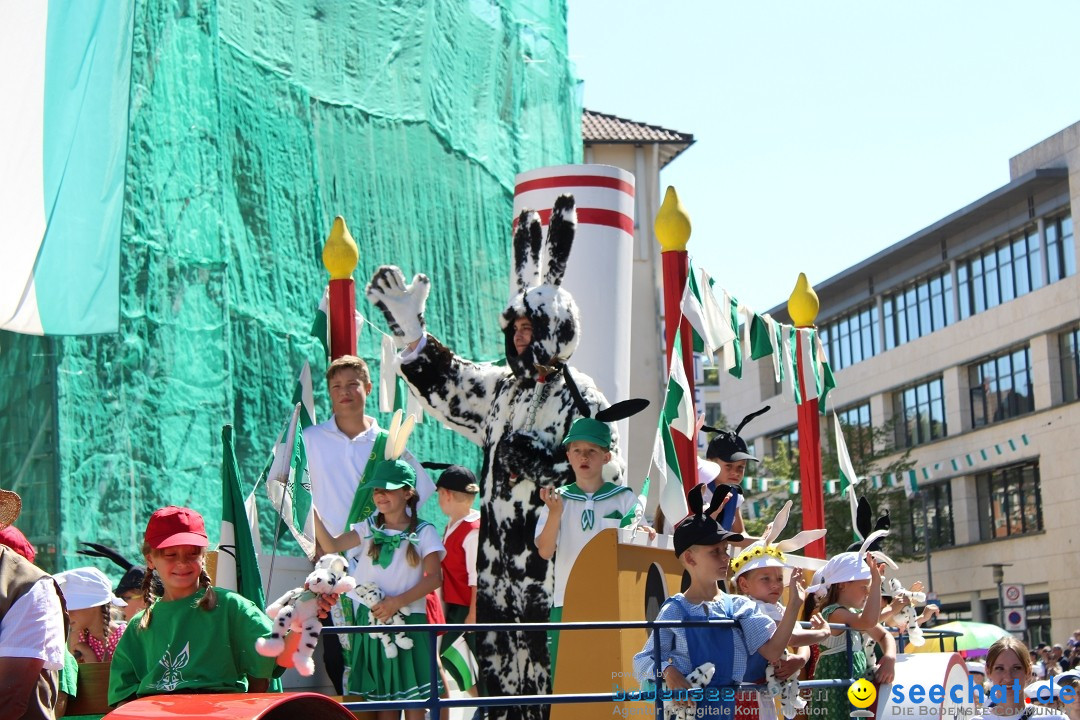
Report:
633,486,807,720
700,406,771,547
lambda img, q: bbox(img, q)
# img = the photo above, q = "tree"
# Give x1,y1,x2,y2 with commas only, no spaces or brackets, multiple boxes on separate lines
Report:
752,417,917,560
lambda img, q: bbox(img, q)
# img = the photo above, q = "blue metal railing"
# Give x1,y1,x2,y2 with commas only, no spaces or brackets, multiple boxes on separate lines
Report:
321,619,964,718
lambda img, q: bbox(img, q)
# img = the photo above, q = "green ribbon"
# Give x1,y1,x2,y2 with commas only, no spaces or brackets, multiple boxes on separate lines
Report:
368,526,420,569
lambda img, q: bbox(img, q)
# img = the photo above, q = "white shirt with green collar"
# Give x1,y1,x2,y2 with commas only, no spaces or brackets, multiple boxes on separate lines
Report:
534,482,640,607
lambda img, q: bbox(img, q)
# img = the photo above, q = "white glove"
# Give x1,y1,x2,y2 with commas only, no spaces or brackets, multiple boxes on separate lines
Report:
366,265,430,344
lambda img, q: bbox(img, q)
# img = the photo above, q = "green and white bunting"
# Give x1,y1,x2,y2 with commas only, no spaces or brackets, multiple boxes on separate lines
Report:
735,432,1032,504
678,264,838,410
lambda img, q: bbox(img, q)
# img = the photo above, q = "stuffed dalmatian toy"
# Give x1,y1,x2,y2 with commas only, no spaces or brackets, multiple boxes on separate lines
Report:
255,553,356,676
352,581,414,658
665,662,716,720
366,194,622,718
889,577,928,646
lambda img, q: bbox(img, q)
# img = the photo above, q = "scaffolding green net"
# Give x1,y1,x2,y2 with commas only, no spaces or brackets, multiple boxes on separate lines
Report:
0,0,581,572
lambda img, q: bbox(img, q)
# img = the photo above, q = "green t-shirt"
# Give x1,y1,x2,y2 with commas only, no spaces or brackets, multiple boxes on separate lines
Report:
108,587,279,705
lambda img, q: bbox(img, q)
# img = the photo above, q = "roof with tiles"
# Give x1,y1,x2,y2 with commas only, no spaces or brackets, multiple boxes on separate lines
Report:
583,109,695,168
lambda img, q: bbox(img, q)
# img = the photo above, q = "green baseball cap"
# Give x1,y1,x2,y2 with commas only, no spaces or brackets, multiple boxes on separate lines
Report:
562,417,612,450
367,459,417,491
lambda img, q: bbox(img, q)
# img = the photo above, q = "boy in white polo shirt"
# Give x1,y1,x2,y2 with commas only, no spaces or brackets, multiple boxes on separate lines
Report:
303,354,434,692
534,416,653,673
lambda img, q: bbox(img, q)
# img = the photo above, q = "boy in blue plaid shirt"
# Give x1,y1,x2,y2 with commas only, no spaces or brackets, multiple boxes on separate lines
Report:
634,486,806,719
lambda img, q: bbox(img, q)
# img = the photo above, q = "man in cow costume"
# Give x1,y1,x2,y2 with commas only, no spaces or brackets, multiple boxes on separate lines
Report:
366,195,622,719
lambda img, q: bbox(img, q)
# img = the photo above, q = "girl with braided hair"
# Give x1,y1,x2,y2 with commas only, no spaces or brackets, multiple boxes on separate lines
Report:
107,506,283,706
53,567,128,662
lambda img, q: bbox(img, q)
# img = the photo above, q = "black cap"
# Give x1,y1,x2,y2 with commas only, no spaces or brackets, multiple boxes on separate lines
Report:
705,431,757,463
702,406,770,463
434,465,479,494
673,485,744,557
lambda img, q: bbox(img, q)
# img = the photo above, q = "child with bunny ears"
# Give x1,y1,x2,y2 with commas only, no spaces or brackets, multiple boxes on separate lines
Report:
634,486,808,720
314,411,444,718
804,523,898,720
729,500,832,720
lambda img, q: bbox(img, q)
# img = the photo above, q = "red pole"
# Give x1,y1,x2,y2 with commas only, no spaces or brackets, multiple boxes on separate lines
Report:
789,273,825,559
323,216,360,360
661,250,698,495
795,329,826,559
655,187,697,495
328,279,357,360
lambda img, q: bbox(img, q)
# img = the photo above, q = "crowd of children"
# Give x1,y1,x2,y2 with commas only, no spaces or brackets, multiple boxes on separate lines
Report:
9,328,1066,720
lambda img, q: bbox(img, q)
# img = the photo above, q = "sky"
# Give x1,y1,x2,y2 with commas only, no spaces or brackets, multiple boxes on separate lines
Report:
566,1,1080,313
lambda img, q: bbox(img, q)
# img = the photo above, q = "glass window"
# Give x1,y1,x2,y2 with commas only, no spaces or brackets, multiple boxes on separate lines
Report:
957,265,970,319
1060,328,1080,403
1047,214,1075,283
968,346,1034,427
883,270,954,349
906,482,955,554
836,402,873,460
1028,230,1043,290
819,303,879,371
893,377,946,448
977,461,1043,540
961,215,1071,319
769,427,799,463
1013,237,1030,296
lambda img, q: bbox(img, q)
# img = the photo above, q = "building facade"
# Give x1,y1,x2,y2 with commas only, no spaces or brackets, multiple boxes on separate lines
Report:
711,121,1080,644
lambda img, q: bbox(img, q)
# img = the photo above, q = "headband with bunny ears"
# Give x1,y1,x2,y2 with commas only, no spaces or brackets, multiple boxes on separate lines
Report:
805,528,898,598
846,488,891,553
369,409,419,489
673,483,745,557
729,500,828,580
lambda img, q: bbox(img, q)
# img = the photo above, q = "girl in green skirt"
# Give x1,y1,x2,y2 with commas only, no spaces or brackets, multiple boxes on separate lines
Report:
315,456,444,720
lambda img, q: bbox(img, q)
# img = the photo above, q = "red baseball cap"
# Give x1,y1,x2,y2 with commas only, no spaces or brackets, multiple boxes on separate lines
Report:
144,506,209,549
0,525,36,563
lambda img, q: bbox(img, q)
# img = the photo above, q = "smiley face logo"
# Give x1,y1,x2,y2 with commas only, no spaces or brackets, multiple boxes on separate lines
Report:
847,678,877,709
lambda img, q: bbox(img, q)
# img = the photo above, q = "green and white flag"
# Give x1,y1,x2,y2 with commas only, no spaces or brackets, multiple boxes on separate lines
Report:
665,330,696,441
904,470,919,499
681,265,734,357
834,412,860,495
441,634,478,692
218,425,267,609
379,334,424,420
261,363,318,559
651,421,688,529
264,402,315,558
312,286,330,359
1,1,134,335
650,336,694,527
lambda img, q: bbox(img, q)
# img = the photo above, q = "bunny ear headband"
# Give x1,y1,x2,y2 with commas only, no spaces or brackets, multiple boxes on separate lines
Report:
845,488,895,569
561,397,650,450
729,500,828,580
673,484,744,557
368,409,419,490
806,527,897,599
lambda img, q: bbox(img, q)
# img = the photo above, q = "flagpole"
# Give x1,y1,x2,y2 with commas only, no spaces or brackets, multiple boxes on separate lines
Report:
323,216,360,359
789,273,826,559
655,187,697,494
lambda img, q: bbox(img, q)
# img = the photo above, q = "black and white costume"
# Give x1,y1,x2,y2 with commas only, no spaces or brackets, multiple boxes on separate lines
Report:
367,195,622,719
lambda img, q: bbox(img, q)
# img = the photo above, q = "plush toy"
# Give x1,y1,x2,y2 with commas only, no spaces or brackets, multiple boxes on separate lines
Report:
888,577,928,646
255,553,356,675
366,194,622,714
764,661,808,719
665,662,716,720
352,580,414,659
